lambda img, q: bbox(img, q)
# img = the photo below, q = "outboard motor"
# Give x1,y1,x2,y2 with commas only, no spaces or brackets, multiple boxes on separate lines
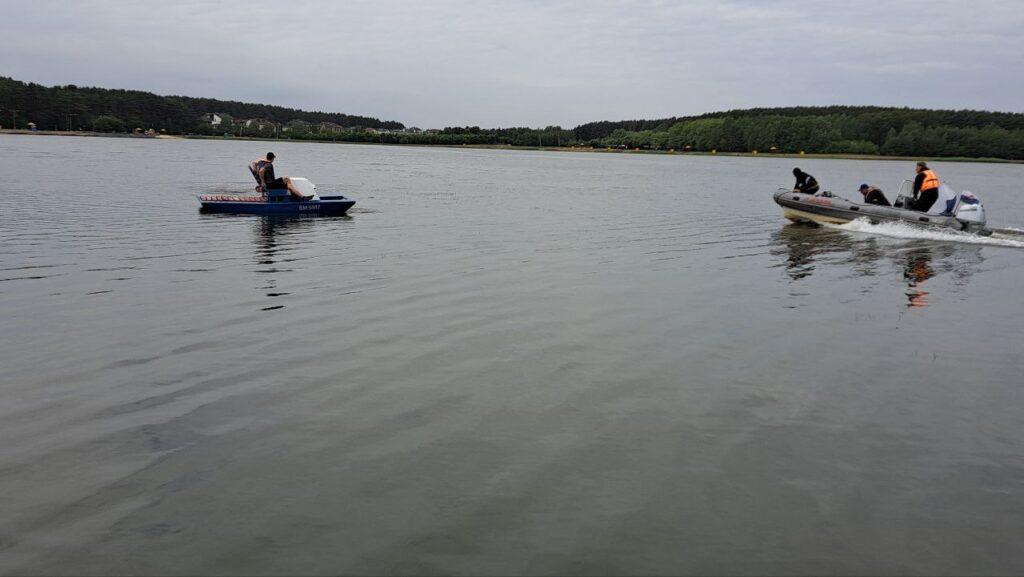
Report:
290,177,318,199
954,191,986,232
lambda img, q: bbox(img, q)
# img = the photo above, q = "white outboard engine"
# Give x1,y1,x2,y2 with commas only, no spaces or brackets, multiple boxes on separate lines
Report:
289,177,319,200
954,190,986,232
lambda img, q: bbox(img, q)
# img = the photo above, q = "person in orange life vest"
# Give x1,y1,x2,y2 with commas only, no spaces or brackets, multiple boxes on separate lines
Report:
911,161,940,212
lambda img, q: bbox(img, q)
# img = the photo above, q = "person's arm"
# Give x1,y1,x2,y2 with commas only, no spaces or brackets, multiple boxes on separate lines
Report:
913,173,924,196
249,161,261,188
794,174,804,191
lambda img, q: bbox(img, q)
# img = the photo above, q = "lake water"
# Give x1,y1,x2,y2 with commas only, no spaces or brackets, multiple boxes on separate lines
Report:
2,135,1024,576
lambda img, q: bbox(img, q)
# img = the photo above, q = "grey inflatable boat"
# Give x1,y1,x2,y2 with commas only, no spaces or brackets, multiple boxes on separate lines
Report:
772,180,989,235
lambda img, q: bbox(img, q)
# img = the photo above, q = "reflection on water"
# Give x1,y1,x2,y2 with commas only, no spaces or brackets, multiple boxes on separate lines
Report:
771,223,984,308
773,223,883,280
903,248,935,308
251,216,326,310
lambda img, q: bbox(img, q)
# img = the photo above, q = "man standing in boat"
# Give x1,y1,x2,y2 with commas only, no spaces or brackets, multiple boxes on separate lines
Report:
256,152,311,201
911,161,940,212
792,168,819,195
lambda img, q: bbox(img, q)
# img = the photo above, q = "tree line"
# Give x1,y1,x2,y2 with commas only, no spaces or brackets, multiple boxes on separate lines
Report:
4,76,1024,159
576,107,1024,159
0,77,403,133
271,124,576,147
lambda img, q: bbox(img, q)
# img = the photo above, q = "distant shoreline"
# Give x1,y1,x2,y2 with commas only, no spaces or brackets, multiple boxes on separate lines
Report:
3,129,1021,164
0,128,174,140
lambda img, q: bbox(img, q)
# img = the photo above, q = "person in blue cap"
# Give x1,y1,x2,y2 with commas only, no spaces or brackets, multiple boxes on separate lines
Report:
859,183,890,206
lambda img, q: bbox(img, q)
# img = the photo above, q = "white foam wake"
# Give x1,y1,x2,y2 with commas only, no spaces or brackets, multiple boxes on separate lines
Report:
825,218,1024,249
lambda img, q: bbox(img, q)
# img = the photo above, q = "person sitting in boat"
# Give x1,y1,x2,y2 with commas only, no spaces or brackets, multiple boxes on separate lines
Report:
858,183,890,206
792,168,820,195
911,161,940,212
258,152,312,201
248,153,273,192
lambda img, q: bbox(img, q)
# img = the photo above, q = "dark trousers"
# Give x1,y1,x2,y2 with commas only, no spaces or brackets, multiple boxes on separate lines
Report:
913,188,938,212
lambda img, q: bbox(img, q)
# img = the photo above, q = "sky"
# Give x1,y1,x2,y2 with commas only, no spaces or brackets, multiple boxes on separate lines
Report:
2,0,1023,128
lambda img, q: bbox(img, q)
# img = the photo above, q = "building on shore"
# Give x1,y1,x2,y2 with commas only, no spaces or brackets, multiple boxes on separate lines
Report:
200,113,223,126
284,120,312,132
318,122,347,133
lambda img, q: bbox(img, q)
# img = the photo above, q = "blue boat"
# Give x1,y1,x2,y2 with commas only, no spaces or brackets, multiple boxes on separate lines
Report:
198,178,355,216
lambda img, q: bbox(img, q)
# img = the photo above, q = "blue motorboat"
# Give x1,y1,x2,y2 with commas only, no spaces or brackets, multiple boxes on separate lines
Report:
199,178,355,216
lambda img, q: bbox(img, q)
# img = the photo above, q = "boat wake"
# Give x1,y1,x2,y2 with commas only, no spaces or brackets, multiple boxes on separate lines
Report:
989,226,1024,237
825,218,1024,249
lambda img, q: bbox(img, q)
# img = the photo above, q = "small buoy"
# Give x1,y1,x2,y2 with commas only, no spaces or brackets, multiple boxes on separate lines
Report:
752,150,758,155
711,149,717,154
800,150,805,155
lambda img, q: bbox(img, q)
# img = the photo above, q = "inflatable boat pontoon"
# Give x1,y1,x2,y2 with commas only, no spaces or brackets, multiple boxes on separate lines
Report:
773,180,988,234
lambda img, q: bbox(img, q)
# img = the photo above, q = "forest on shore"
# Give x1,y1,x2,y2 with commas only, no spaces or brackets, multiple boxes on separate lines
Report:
0,77,403,133
4,77,1024,160
574,106,1024,160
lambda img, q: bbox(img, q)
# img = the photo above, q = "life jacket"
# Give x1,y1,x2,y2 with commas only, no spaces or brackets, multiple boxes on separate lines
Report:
920,169,939,191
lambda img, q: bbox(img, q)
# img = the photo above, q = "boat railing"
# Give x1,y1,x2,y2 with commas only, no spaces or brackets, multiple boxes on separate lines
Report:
894,179,915,208
896,178,967,216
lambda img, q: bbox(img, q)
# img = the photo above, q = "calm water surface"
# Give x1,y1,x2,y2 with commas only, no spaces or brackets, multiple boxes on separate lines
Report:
2,135,1024,575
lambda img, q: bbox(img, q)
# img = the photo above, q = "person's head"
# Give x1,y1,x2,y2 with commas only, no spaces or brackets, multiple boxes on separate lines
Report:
792,167,802,177
916,161,927,172
859,183,870,195
266,152,276,162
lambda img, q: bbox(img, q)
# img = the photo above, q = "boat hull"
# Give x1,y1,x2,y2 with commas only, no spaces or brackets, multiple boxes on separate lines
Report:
772,189,964,230
199,195,355,216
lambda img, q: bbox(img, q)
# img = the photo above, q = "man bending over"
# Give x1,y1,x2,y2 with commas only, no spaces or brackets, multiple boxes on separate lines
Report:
792,168,820,195
858,183,890,206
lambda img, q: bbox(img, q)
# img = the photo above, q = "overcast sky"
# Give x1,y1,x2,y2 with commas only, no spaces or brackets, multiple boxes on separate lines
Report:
3,0,1023,128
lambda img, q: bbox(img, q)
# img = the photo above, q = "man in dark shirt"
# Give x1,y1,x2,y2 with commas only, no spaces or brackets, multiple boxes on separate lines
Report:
859,183,890,206
248,153,273,191
257,152,311,200
792,168,820,195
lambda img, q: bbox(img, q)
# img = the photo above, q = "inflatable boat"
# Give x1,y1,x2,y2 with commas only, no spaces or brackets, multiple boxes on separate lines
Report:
199,178,355,216
773,180,988,234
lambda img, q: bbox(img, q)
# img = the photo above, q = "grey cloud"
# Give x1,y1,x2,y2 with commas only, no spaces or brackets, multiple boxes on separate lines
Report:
2,0,1022,127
